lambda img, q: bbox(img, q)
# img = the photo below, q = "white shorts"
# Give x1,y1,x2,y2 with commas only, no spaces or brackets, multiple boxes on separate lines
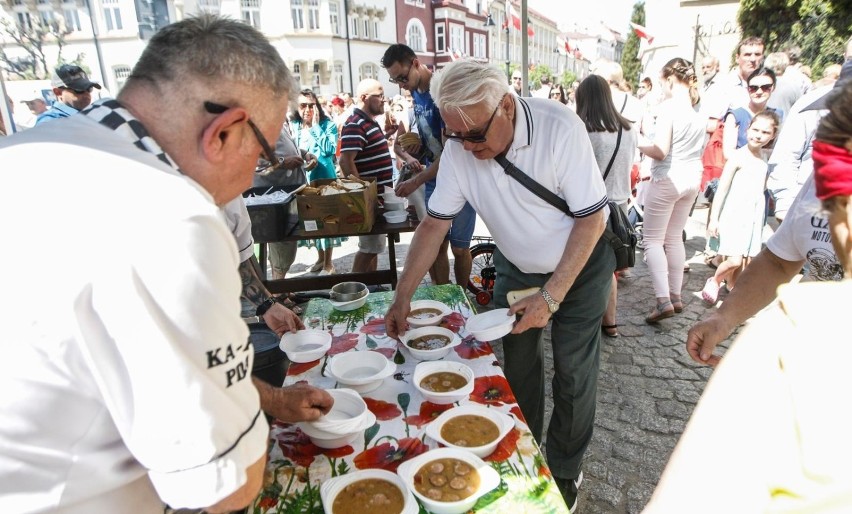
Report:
358,234,386,254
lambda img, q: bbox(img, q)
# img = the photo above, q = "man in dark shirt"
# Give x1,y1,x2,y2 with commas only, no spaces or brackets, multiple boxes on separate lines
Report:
339,79,394,273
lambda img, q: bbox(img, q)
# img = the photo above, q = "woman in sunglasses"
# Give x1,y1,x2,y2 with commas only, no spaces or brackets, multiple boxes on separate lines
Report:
548,83,568,105
722,67,782,159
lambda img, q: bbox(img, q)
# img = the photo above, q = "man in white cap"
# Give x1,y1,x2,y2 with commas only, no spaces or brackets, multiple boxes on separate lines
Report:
36,64,102,125
15,89,48,130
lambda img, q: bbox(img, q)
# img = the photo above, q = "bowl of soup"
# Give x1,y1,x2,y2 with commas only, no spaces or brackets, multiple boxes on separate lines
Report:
300,388,377,449
412,361,474,405
320,468,419,514
405,300,452,328
396,448,500,514
400,326,460,361
279,329,332,363
327,350,396,394
425,404,516,458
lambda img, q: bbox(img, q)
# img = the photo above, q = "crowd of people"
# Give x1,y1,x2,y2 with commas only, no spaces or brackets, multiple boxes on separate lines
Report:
1,12,851,514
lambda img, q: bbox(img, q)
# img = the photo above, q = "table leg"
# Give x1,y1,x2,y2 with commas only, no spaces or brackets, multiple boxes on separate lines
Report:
258,243,268,280
387,234,397,290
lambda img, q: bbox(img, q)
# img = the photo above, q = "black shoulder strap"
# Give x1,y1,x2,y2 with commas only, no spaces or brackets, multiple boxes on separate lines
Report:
602,125,623,181
620,94,628,113
494,153,574,217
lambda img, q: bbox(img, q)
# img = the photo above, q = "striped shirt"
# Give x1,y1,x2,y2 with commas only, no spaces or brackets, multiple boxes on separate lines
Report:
340,108,394,189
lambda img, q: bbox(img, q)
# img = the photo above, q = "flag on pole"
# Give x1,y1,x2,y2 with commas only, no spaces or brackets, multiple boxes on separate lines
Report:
629,22,654,44
556,35,571,55
505,2,535,37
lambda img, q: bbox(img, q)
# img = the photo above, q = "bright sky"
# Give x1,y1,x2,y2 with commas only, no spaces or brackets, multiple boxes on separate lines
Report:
526,0,636,34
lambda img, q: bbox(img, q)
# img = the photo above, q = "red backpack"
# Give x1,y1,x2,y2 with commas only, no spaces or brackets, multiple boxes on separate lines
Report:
701,119,725,191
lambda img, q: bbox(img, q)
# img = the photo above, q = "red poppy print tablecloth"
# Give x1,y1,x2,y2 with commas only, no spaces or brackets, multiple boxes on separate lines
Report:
253,284,568,513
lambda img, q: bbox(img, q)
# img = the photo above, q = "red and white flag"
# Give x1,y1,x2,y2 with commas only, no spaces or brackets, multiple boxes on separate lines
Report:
556,35,571,55
629,22,654,44
504,2,535,37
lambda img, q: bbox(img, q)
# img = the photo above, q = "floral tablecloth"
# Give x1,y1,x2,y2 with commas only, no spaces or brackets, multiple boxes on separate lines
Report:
252,284,568,513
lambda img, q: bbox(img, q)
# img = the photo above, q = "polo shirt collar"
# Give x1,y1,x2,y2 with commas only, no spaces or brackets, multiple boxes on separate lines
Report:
50,101,79,117
509,95,533,153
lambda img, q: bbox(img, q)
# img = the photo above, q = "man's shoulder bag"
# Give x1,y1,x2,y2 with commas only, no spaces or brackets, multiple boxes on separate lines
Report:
494,137,637,270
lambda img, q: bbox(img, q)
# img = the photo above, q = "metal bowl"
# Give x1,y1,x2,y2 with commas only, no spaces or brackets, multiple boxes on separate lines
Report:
329,281,368,302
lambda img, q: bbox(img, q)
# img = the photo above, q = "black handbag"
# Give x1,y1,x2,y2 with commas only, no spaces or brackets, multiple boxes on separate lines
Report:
494,139,637,270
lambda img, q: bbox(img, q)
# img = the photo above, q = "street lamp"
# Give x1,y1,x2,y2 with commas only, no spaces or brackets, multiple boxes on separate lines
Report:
484,2,510,83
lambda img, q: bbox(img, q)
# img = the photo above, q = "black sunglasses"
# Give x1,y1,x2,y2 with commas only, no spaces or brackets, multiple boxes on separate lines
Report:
204,101,282,174
62,86,93,94
389,63,413,84
747,84,773,93
299,102,316,109
443,94,507,144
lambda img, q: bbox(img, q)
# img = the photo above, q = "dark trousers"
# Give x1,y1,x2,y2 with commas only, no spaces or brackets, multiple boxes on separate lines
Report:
494,238,614,480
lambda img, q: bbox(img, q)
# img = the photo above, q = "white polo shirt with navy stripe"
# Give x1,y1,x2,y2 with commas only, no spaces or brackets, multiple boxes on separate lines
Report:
428,95,608,274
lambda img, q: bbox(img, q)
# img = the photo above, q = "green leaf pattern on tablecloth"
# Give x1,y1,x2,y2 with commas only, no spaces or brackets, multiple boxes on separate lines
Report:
255,285,568,513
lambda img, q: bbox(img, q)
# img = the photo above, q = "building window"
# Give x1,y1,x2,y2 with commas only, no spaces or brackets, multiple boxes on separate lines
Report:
241,0,261,29
350,16,358,38
313,62,321,88
114,65,131,90
473,33,486,58
39,9,55,26
63,2,81,32
292,63,302,87
291,0,304,29
16,11,32,31
307,0,320,30
359,63,377,81
373,20,379,40
406,20,425,52
435,24,445,53
329,1,340,35
102,0,123,31
334,62,344,93
198,0,220,14
363,19,369,39
449,24,464,55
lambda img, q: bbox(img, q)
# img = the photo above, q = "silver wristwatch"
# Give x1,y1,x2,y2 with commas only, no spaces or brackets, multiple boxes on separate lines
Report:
540,288,560,314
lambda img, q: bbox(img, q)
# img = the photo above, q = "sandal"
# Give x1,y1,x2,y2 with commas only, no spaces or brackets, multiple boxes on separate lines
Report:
309,262,324,272
645,301,675,324
601,324,619,338
670,294,684,313
701,278,720,305
280,296,303,315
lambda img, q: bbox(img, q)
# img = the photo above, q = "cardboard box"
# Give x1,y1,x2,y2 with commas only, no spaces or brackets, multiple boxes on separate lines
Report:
296,179,377,236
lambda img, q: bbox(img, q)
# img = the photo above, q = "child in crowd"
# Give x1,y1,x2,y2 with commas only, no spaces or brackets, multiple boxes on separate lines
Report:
702,110,781,304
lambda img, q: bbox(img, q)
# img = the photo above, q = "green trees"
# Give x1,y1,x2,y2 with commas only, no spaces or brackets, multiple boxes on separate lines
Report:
621,1,645,90
737,0,851,77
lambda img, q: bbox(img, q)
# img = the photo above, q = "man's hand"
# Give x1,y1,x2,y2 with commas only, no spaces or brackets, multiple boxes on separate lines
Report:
384,300,411,340
304,152,318,171
259,381,334,423
394,177,420,198
281,155,305,170
508,293,550,334
262,303,305,336
686,315,734,366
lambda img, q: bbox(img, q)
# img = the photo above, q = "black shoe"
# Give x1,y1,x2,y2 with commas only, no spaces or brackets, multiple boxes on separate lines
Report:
554,471,583,513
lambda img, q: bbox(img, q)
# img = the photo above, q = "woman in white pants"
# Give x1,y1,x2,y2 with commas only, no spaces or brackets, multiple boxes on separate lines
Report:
638,58,707,323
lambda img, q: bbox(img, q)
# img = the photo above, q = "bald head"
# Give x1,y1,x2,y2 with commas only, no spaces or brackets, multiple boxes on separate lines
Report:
355,79,384,116
356,79,382,98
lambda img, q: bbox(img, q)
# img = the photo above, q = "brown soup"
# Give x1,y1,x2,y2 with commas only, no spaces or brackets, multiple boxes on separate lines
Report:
413,458,481,502
408,334,451,351
440,415,500,448
410,307,442,320
420,372,467,393
332,478,405,514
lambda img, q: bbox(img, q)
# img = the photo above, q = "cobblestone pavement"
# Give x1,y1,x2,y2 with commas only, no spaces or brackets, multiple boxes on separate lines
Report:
283,206,737,513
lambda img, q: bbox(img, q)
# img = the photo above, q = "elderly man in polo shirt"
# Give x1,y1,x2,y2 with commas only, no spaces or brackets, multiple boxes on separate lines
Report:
385,59,614,513
36,64,102,125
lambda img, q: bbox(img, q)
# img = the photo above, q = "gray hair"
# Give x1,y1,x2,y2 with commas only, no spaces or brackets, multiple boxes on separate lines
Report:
124,15,295,103
764,52,790,74
432,60,511,120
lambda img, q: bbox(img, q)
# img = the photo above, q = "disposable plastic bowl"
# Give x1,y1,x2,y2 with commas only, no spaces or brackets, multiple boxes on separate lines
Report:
307,388,369,435
396,448,501,514
412,361,475,405
466,308,515,342
279,329,332,363
320,468,419,514
406,300,452,328
383,197,407,211
400,326,461,361
424,404,516,458
300,410,376,449
327,350,396,394
383,210,409,223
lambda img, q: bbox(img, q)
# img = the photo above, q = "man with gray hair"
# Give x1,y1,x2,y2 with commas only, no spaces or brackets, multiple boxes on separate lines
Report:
592,59,643,123
0,15,332,513
385,59,615,513
765,51,804,116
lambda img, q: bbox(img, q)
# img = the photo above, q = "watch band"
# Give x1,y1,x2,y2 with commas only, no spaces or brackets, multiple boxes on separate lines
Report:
255,296,278,317
540,288,560,313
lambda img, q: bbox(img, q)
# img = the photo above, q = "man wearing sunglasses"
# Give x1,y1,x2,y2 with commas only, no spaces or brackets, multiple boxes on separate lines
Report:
385,60,614,514
0,16,332,513
381,43,477,291
36,64,102,125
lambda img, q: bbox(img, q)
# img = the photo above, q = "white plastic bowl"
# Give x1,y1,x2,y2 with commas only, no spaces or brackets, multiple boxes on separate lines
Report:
466,308,515,342
327,350,396,394
383,210,409,223
400,326,461,361
320,468,419,514
308,388,369,435
425,404,516,458
412,361,475,405
300,412,377,449
396,448,501,514
406,300,452,328
279,329,332,363
383,197,407,211
329,293,369,312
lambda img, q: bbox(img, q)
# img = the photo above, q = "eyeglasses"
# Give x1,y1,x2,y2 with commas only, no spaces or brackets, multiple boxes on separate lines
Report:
61,86,93,94
747,84,773,93
512,77,522,81
204,101,282,174
443,93,507,144
299,102,316,109
550,91,562,97
364,93,385,100
389,64,413,84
